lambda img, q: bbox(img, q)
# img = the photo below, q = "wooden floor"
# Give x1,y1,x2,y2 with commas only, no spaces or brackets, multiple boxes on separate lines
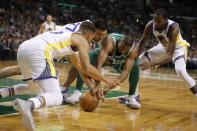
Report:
0,61,197,131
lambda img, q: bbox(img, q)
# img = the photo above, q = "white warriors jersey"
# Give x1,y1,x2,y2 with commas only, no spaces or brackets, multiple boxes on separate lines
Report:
153,19,190,47
35,20,91,60
61,19,91,32
44,21,56,32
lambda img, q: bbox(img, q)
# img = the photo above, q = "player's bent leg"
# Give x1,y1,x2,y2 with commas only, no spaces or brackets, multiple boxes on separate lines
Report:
128,60,140,96
139,44,166,65
0,84,27,98
126,60,141,109
0,65,21,79
0,81,38,98
30,78,63,108
14,98,35,131
174,57,197,95
14,78,63,130
0,79,40,98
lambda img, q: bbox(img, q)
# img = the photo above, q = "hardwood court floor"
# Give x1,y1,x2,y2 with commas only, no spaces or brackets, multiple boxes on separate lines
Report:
0,61,197,131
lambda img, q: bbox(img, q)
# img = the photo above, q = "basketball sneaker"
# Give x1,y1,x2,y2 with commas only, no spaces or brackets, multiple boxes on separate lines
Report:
65,90,82,104
126,95,141,109
118,94,140,104
14,98,35,131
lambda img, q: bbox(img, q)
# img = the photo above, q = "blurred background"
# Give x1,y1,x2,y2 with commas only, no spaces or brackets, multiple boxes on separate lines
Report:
0,0,196,69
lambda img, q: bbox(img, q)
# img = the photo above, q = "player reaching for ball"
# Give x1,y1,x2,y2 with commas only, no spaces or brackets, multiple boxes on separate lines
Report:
63,33,141,109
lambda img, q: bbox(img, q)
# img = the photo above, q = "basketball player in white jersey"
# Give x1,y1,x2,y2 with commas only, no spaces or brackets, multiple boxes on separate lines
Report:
0,19,107,97
138,8,197,95
8,21,118,131
37,14,56,35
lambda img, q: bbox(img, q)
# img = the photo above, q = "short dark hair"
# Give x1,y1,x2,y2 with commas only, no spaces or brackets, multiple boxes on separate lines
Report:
47,14,52,17
79,21,96,33
93,18,107,30
154,8,168,19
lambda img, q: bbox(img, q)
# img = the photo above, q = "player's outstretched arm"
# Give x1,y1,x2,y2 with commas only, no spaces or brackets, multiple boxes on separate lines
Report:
71,33,119,87
0,65,21,79
137,21,152,55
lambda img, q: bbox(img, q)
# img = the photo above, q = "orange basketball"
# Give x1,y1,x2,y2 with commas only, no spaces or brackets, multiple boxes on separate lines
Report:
80,91,100,112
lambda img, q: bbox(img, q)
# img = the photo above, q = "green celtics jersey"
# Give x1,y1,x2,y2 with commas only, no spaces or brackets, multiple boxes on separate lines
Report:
106,33,127,65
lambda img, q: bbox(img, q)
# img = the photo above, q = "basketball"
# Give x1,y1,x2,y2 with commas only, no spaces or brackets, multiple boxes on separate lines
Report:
80,91,100,112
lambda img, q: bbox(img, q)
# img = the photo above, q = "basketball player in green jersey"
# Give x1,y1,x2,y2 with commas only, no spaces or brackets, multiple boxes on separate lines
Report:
64,33,141,109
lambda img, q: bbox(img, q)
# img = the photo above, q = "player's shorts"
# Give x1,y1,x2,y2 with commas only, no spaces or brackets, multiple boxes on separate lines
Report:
17,38,58,81
140,43,187,63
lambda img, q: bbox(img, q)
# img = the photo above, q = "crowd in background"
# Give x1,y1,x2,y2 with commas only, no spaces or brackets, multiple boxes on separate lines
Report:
0,0,196,68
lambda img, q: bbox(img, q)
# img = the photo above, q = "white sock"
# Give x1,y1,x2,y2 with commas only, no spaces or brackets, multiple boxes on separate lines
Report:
29,97,42,109
61,86,68,91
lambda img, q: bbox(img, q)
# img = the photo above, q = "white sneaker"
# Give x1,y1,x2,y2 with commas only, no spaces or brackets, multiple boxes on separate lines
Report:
126,95,141,109
15,98,35,131
65,90,82,104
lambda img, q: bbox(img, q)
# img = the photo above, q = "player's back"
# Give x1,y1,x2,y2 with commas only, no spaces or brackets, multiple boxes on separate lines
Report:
36,29,72,46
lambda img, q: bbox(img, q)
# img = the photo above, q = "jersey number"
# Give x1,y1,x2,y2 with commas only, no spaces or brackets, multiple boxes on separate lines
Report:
65,22,80,32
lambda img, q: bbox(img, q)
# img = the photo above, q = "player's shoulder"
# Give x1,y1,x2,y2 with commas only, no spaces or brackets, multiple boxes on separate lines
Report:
146,20,153,28
71,32,86,44
144,20,153,32
168,20,179,32
100,35,114,52
169,21,179,29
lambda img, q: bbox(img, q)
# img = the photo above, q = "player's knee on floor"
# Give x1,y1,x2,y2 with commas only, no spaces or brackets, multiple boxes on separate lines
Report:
54,92,63,106
42,92,63,107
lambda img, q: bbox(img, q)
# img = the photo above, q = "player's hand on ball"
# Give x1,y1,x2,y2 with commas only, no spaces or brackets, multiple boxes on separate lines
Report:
91,87,105,102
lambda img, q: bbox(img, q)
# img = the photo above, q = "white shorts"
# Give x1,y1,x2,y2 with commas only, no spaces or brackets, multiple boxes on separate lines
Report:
17,38,57,80
140,43,187,63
